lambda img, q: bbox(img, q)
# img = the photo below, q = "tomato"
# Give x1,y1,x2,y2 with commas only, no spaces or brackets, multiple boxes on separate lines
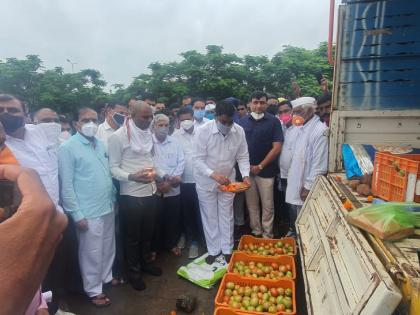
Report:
270,288,279,297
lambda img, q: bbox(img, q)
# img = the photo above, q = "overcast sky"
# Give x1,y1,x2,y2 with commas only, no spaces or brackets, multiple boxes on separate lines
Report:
1,0,335,88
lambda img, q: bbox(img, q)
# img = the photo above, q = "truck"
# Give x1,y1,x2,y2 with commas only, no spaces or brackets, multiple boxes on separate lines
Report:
297,0,420,314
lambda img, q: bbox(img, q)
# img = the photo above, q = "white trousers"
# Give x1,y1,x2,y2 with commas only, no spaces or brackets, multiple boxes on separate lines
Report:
76,212,115,297
196,187,235,256
245,176,275,238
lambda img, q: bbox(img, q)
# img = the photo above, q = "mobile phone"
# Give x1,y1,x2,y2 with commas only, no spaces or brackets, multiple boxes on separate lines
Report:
0,180,20,222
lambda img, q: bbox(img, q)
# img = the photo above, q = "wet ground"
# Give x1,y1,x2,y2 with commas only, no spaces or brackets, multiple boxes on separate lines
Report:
65,217,307,315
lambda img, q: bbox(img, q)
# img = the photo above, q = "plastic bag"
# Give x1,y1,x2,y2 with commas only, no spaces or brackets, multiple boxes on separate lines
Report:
347,202,420,240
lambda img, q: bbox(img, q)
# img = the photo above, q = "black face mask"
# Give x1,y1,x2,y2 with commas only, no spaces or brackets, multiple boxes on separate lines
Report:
112,112,125,128
0,113,24,133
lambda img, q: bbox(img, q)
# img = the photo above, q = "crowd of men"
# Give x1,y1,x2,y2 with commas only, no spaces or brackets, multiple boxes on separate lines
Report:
0,87,331,314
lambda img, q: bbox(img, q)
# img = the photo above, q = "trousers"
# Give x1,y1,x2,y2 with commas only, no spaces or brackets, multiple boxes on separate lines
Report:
153,194,181,250
245,175,275,238
180,183,202,243
196,186,235,255
76,212,115,297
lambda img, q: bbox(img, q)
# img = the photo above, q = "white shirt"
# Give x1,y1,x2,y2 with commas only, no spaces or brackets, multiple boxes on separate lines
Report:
172,128,195,183
108,124,159,197
279,126,300,179
153,135,185,197
96,120,116,153
6,124,62,212
193,120,250,192
286,115,328,206
194,117,209,129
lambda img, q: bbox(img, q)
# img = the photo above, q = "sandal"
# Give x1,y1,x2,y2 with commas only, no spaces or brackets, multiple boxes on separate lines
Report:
90,294,111,308
171,246,182,256
111,277,126,286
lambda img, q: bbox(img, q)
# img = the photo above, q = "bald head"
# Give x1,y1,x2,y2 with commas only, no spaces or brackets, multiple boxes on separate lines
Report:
131,101,153,130
34,108,59,124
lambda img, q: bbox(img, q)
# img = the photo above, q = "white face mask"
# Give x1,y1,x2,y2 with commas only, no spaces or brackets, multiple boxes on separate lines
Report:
38,122,61,144
180,119,194,131
81,121,98,138
250,112,264,120
59,130,71,143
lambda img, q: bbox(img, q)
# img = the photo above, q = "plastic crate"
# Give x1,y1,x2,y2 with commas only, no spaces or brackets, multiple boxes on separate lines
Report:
214,307,242,315
237,235,297,257
215,274,296,315
228,252,296,281
372,152,420,202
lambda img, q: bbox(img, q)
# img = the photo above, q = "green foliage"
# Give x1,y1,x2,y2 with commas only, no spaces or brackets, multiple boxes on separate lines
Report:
0,43,333,116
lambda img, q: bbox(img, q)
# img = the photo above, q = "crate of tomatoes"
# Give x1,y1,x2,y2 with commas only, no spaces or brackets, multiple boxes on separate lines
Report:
228,252,295,281
215,274,296,314
237,235,296,257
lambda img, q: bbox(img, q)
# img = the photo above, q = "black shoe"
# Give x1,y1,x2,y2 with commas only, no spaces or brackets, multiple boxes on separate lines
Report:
141,264,162,276
129,274,146,291
223,254,232,263
205,254,219,265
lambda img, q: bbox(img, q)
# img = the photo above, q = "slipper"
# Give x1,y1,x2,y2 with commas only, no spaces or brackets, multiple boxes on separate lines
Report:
111,277,126,286
90,294,111,308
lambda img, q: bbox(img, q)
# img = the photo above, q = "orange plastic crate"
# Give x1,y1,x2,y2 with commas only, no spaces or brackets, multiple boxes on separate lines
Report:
237,235,297,256
372,152,420,202
228,252,296,281
214,307,242,315
215,274,296,315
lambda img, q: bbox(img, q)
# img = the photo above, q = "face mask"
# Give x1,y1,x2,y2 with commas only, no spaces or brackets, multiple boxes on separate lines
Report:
205,112,215,120
0,113,24,133
216,120,232,136
193,109,205,121
180,119,194,131
81,121,98,137
292,115,305,127
155,126,169,139
280,113,292,124
112,112,125,127
59,130,72,143
250,112,264,120
38,122,61,144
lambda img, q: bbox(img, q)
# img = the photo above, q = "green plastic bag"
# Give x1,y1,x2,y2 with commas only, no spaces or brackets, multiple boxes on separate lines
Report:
177,253,227,289
347,203,420,240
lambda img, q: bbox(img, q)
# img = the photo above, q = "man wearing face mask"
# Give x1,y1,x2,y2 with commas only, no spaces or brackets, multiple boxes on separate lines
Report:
96,103,128,152
285,97,328,226
192,98,209,129
0,94,61,213
33,108,62,146
108,101,163,291
193,101,250,265
58,107,116,307
238,91,283,239
151,114,185,257
172,107,203,259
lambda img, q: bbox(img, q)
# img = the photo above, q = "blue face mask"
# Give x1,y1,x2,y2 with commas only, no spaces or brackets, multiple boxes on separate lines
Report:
193,109,205,121
205,112,215,120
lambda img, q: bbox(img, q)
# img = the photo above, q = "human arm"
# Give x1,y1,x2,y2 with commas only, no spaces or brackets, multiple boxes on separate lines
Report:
0,165,67,315
236,128,251,181
303,130,328,191
108,133,131,182
58,145,85,224
168,142,185,187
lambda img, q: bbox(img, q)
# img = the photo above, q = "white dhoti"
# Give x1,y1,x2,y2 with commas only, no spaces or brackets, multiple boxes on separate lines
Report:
76,212,115,297
196,186,235,256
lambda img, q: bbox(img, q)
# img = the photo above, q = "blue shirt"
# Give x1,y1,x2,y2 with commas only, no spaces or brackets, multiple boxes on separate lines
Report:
58,132,115,222
238,113,284,178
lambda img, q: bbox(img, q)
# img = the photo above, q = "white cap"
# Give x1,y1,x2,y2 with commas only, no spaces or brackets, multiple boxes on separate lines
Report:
205,104,216,111
290,97,316,109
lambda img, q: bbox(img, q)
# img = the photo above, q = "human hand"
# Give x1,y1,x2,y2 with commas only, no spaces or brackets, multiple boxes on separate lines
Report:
36,308,50,315
168,176,182,187
300,187,310,201
0,165,67,315
76,218,88,230
210,172,230,185
243,177,251,187
250,165,261,176
157,181,171,194
320,78,329,92
129,170,153,183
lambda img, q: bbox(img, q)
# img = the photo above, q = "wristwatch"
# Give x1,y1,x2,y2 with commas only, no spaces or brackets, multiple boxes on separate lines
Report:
258,164,263,170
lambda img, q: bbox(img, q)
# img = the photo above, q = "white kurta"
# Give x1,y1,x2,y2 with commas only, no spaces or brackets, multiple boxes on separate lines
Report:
172,128,195,183
193,120,250,255
96,120,116,153
285,115,328,206
279,126,300,179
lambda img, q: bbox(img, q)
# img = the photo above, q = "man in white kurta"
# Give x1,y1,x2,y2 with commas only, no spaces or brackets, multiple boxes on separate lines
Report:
193,101,250,265
285,97,328,224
